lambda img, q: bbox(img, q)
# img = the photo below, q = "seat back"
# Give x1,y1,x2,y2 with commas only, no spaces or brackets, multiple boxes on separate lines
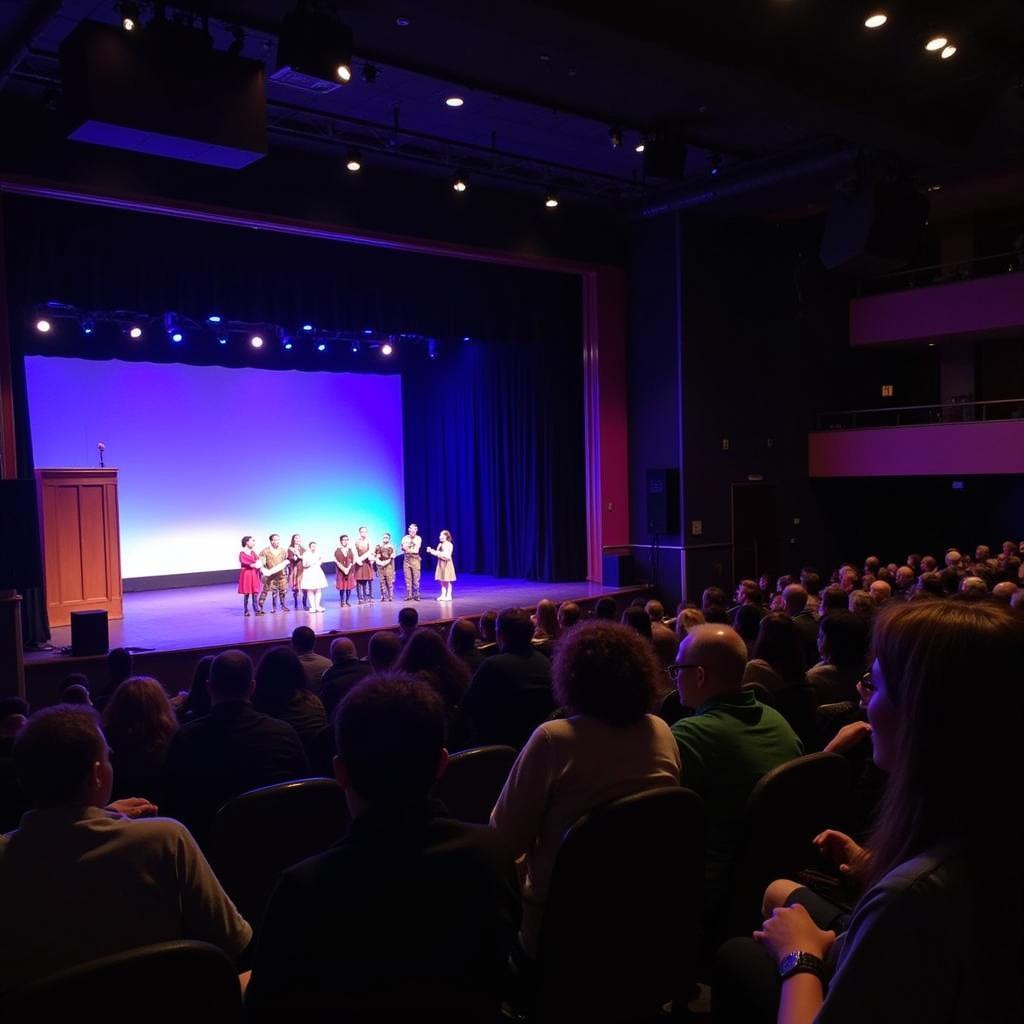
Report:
656,689,686,725
535,787,705,1022
741,680,776,707
209,777,350,931
3,941,241,1021
724,751,852,937
432,745,517,824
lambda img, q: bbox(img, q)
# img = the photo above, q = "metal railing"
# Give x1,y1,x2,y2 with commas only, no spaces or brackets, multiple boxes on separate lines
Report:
858,249,1024,296
816,397,1024,431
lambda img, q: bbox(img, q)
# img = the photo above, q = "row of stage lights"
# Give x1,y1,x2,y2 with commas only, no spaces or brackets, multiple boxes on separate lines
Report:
30,306,449,359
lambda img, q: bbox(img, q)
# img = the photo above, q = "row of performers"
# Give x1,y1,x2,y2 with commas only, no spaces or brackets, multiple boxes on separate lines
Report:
237,524,456,616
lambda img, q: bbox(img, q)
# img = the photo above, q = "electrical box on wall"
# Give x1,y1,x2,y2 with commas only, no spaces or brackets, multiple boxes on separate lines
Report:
881,384,894,397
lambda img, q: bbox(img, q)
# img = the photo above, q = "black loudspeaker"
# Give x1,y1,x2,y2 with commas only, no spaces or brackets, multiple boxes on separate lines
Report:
820,177,928,275
647,468,680,535
71,610,109,657
602,551,636,587
0,480,44,589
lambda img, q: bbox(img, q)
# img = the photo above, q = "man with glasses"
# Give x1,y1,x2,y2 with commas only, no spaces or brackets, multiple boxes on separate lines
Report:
668,624,802,915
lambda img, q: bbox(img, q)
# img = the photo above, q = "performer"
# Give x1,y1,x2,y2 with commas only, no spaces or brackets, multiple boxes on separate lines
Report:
353,526,374,604
427,530,456,602
374,532,397,603
334,533,356,606
238,535,263,616
258,533,289,614
400,522,422,602
287,533,307,610
302,541,327,613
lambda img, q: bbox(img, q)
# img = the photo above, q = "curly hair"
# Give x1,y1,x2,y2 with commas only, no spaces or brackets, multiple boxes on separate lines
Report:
552,620,658,726
102,677,177,757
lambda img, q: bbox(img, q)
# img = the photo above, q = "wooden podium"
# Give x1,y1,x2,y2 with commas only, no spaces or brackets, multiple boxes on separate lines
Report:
36,468,123,628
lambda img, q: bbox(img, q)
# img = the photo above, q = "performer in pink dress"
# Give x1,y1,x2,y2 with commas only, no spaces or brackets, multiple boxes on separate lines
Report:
427,530,456,602
238,535,263,616
334,534,356,607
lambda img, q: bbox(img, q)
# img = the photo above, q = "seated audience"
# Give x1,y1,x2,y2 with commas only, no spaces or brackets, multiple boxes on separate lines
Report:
59,674,93,705
593,595,618,620
819,586,849,615
0,705,250,991
477,610,500,655
670,625,802,914
729,579,763,624
102,676,178,803
620,605,654,644
646,599,680,667
893,565,915,597
675,606,707,639
448,618,485,676
367,630,402,672
0,698,29,756
457,608,555,751
733,603,766,659
806,611,868,704
556,600,582,631
176,653,214,723
163,650,309,844
246,674,519,1020
781,584,818,666
491,620,680,959
320,638,372,719
959,575,988,599
713,600,1022,1024
703,586,729,615
291,626,331,692
253,646,328,751
992,580,1019,603
867,579,891,606
395,629,471,727
915,571,945,599
398,606,419,644
531,598,560,657
0,698,30,832
93,647,133,711
848,590,876,618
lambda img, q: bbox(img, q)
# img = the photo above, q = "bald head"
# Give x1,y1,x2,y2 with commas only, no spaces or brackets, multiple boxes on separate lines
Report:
960,576,987,596
781,583,808,615
330,637,357,663
869,580,891,604
675,624,747,706
992,581,1018,603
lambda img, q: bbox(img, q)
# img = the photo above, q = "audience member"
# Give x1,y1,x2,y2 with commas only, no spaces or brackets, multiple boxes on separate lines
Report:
646,599,680,666
729,579,763,625
676,606,707,640
0,698,29,756
253,646,328,754
992,580,1019,603
819,586,849,615
531,598,560,657
163,650,309,844
703,586,728,615
448,618,485,676
593,596,617,620
670,625,802,914
0,705,251,990
915,571,945,599
395,628,470,726
733,603,766,659
291,626,331,692
320,638,372,719
367,630,402,672
246,674,519,1020
93,647,133,711
959,575,987,599
848,590,875,618
176,654,214,724
868,579,891,606
806,611,869,704
491,620,680,959
620,605,654,644
397,606,419,644
457,608,554,750
477,610,499,655
102,676,178,803
781,584,818,666
59,674,92,705
556,600,582,631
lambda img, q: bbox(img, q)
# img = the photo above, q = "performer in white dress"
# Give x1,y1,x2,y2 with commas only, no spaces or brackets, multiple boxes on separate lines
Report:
301,541,328,613
426,530,456,602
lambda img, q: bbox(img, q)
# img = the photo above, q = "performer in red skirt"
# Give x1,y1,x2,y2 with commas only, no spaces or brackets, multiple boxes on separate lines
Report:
354,526,374,604
334,533,356,606
238,535,263,616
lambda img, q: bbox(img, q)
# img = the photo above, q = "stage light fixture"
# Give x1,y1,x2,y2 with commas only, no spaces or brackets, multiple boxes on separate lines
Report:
336,62,352,82
864,13,887,29
428,339,438,360
218,336,228,345
363,328,373,335
452,174,468,193
273,8,354,94
118,2,140,33
635,138,646,153
284,341,293,350
381,342,394,356
710,153,722,176
925,36,948,51
302,323,314,332
207,314,222,323
171,331,183,343
545,192,559,209
318,342,327,352
609,125,623,149
941,44,957,59
129,326,143,339
445,96,464,107
345,148,362,172
82,318,95,335
250,334,264,349
35,318,52,333
352,343,359,352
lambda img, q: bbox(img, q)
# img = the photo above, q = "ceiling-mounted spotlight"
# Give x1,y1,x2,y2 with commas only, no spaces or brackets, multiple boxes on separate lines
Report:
318,342,327,352
128,326,143,339
250,334,264,349
635,136,647,153
218,336,228,345
345,148,362,172
117,2,141,33
381,342,394,356
272,7,354,93
207,314,222,324
336,62,352,83
925,36,948,52
452,173,468,193
864,13,888,29
34,318,52,334
609,125,623,149
940,44,957,59
445,96,464,107
545,191,560,209
82,318,95,335
284,340,293,350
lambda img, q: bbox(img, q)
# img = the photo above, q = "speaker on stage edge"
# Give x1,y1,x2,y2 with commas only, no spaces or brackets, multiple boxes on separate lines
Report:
71,610,109,657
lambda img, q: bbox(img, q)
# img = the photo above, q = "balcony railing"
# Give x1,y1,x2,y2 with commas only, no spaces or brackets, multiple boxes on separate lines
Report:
859,249,1024,297
816,397,1024,431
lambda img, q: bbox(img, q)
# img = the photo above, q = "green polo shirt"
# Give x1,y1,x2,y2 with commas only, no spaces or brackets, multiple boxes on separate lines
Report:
671,690,802,905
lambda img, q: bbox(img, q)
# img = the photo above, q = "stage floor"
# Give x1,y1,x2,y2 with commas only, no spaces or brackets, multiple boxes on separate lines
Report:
27,574,638,662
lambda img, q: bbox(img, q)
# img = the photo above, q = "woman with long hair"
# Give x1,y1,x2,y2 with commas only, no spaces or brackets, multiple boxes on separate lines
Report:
715,600,1023,1023
102,676,178,802
176,653,214,723
395,627,470,719
253,646,326,753
238,535,263,617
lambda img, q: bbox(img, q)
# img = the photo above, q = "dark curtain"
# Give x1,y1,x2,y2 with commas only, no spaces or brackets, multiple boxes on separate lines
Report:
3,195,586,585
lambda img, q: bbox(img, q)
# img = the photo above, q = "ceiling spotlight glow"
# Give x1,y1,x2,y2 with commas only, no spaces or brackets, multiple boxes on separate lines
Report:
445,96,464,107
864,13,887,29
941,44,957,59
170,331,183,343
545,192,559,209
925,36,948,52
345,149,362,172
207,315,222,323
250,335,264,349
336,63,352,82
82,319,95,335
129,326,142,339
318,343,327,352
118,3,140,32
635,141,645,153
35,318,52,333
302,323,314,332
284,342,293,351
452,175,468,193
381,342,394,356
218,336,228,345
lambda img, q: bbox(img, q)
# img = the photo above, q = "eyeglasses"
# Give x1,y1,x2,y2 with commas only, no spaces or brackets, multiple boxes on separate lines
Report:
666,663,700,681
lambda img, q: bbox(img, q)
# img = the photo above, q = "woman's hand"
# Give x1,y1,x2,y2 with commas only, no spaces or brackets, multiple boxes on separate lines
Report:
107,797,158,818
824,720,872,755
754,903,836,963
813,828,868,877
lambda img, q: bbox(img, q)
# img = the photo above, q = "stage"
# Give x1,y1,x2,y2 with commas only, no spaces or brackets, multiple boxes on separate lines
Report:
23,574,651,707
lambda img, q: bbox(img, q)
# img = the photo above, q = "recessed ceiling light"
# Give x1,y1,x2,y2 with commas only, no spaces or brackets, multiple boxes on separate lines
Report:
864,13,887,29
940,44,957,59
336,63,352,82
445,96,464,107
452,175,468,193
545,192,559,209
345,148,362,172
925,36,948,52
635,141,645,153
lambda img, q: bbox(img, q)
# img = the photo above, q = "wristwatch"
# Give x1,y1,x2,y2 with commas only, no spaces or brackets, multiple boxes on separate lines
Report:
778,951,825,982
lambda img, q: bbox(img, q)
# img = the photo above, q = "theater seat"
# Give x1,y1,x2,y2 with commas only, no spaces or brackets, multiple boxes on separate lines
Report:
432,744,517,824
532,787,705,1022
209,778,350,932
722,751,852,938
2,941,242,1020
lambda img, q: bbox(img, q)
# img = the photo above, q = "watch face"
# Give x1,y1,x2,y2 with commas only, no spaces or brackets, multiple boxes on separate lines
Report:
779,953,800,975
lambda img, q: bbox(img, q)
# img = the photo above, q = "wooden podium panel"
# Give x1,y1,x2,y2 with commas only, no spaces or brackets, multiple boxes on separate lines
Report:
36,468,123,627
